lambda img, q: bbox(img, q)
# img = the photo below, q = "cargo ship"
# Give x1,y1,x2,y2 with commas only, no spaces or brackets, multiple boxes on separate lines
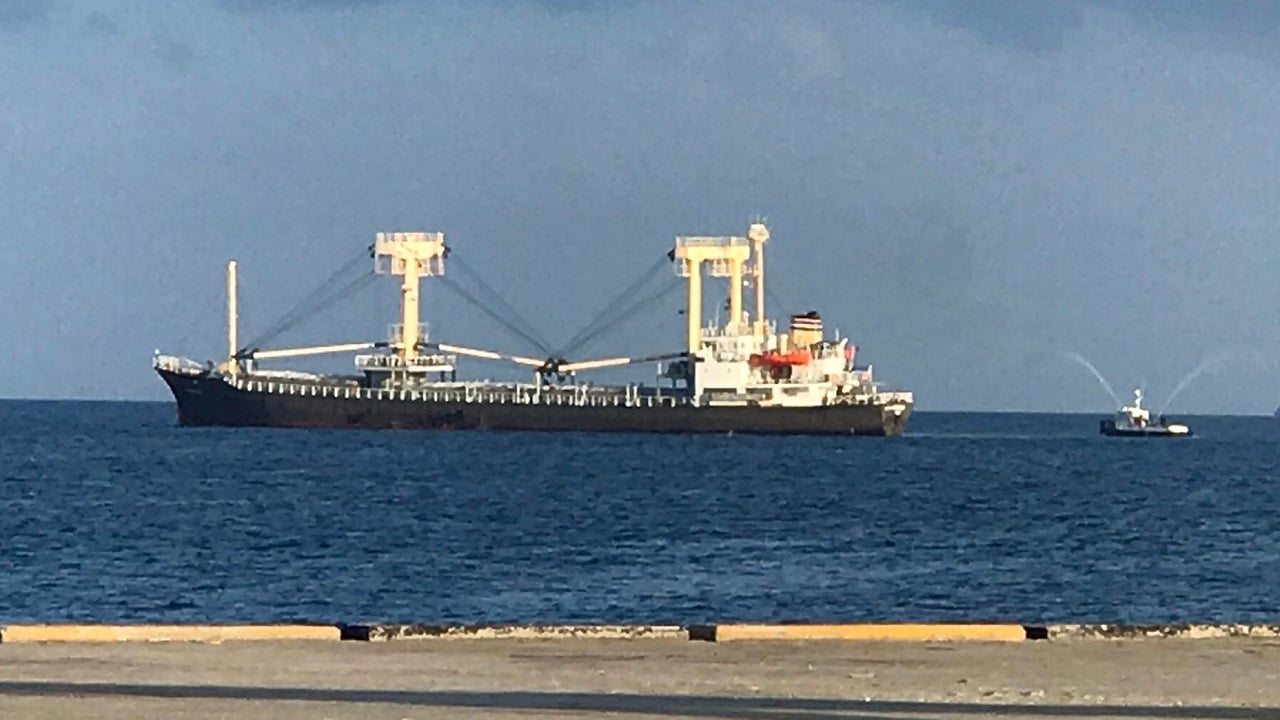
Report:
154,223,914,435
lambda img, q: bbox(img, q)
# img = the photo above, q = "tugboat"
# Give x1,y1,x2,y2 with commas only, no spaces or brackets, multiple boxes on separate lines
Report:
1099,389,1192,437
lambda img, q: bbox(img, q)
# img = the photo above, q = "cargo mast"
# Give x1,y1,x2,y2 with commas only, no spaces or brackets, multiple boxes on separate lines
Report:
223,260,239,377
373,232,446,361
672,233,753,354
748,222,769,339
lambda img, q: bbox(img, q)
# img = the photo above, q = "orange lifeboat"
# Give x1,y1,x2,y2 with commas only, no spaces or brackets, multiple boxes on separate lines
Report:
749,350,811,368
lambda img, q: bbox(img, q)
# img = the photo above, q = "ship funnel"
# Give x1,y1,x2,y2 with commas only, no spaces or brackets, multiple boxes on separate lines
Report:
789,311,823,350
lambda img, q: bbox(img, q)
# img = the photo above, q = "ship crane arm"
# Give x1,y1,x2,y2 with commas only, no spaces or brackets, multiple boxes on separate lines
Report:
419,341,546,367
239,341,387,361
422,340,686,377
558,350,688,374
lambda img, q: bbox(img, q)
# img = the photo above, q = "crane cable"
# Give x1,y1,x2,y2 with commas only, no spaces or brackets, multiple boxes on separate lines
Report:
240,246,373,351
436,273,554,357
554,252,673,358
442,250,554,356
241,273,380,354
558,274,683,359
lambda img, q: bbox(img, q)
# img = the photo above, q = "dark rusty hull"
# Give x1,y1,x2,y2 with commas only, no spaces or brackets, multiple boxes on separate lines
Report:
158,369,911,437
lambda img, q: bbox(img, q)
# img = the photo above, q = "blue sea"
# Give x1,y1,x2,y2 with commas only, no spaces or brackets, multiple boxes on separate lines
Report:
1,400,1277,625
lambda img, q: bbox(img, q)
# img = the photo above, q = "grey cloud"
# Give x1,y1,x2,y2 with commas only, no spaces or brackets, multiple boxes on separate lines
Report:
216,0,631,15
1113,0,1280,38
152,34,199,73
906,0,1088,54
0,0,50,31
885,0,1280,55
210,0,1280,50
217,0,400,10
83,10,118,37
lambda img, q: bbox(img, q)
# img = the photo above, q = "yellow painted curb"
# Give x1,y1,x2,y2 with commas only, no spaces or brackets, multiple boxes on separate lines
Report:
0,625,341,643
704,624,1031,642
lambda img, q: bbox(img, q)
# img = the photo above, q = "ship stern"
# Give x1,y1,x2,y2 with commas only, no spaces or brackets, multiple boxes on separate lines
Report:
878,392,913,437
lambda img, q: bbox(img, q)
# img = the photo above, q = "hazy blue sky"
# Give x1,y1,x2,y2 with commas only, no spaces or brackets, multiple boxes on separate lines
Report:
3,0,1280,412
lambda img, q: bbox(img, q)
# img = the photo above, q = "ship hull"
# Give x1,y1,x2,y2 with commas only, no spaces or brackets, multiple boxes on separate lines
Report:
158,369,911,436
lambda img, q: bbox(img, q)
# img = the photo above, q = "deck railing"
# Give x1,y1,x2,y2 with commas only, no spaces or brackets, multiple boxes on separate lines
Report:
219,374,913,411
153,354,207,375
223,375,691,409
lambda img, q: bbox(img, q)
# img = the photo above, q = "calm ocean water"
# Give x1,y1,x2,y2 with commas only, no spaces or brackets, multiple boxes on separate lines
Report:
1,399,1277,625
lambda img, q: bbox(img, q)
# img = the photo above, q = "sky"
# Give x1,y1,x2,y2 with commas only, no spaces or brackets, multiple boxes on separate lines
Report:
3,0,1280,413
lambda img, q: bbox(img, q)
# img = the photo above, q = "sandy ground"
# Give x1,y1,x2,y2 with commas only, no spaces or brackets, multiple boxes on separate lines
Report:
2,638,1280,719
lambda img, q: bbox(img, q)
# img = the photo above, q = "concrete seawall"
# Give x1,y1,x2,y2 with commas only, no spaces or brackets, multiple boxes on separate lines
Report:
336,624,687,642
1046,623,1280,640
4,633,1280,720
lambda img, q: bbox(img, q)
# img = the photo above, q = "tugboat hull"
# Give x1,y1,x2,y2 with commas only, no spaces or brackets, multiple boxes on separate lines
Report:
159,369,912,437
1099,420,1192,437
